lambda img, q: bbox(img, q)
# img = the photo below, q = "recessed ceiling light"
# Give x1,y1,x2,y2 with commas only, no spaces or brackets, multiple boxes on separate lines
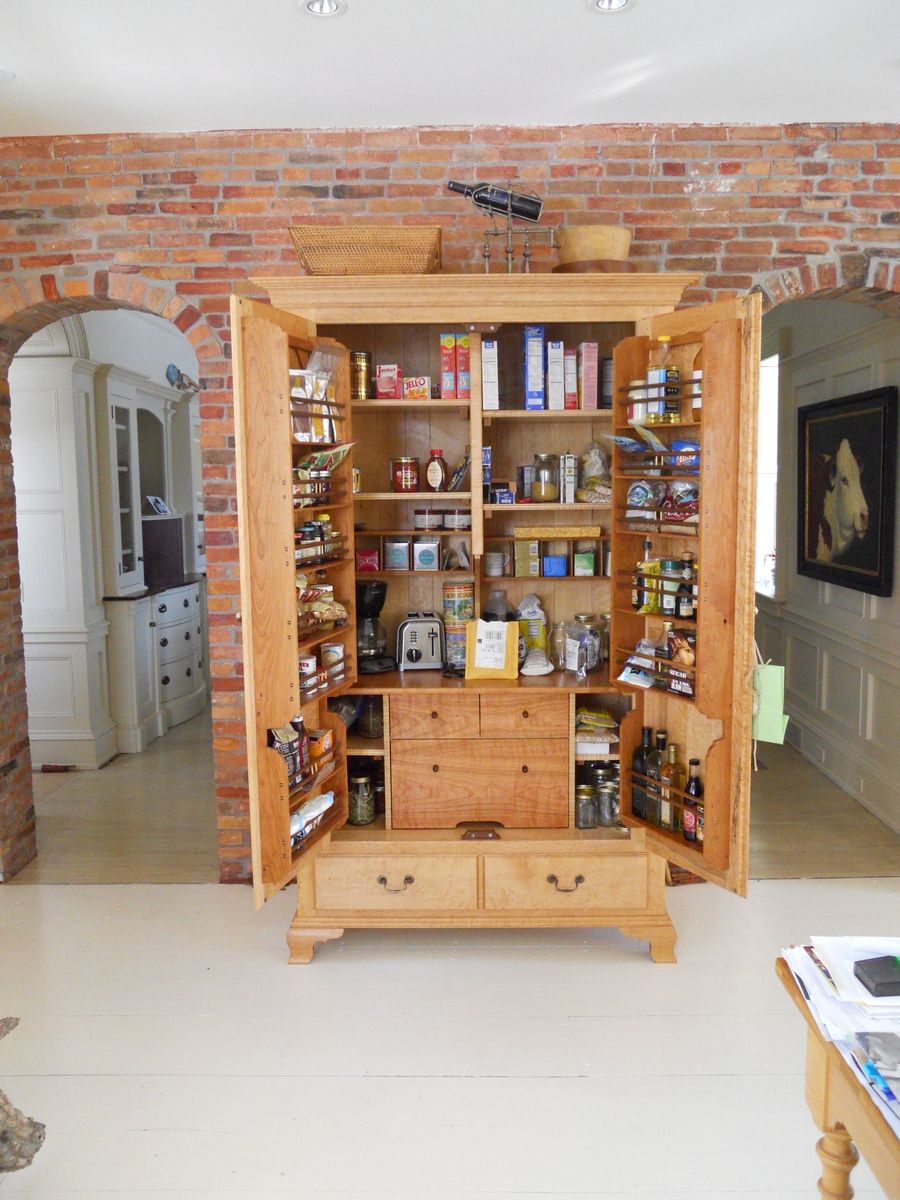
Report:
0,68,16,83
304,0,345,14
595,0,631,11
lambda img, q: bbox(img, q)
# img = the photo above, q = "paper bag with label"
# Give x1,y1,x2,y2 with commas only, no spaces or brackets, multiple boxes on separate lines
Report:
465,619,518,680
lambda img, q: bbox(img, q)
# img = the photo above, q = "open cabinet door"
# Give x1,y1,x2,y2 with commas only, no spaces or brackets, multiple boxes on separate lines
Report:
232,296,355,906
611,294,760,895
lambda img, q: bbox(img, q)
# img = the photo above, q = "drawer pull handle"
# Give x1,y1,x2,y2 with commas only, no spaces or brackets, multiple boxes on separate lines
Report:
183,598,190,608
522,709,529,719
160,637,168,647
158,603,167,613
547,873,585,893
161,675,170,686
184,631,191,640
377,874,414,894
432,764,439,773
521,765,529,774
431,710,438,719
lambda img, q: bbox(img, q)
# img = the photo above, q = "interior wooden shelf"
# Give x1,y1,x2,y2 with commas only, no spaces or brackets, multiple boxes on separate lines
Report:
355,492,472,501
358,570,474,578
354,527,472,537
295,621,352,654
353,399,470,413
481,574,609,582
347,733,386,757
484,503,608,514
482,409,613,422
348,668,616,694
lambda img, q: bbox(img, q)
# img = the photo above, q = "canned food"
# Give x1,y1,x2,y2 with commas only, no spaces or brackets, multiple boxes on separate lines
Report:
414,508,444,530
442,508,471,530
391,457,419,493
443,580,475,624
298,655,318,677
320,642,344,668
350,351,371,401
444,623,468,668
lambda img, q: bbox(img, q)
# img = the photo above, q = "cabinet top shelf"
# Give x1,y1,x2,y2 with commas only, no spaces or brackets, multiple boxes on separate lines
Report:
483,410,612,423
246,272,699,325
353,399,469,413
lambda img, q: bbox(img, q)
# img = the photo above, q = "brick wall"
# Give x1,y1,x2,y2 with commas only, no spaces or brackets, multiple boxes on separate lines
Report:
0,122,897,882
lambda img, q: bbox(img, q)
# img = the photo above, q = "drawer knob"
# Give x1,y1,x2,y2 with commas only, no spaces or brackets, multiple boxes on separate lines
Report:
522,709,529,719
547,873,585,893
431,710,438,719
161,675,170,686
184,631,191,640
377,874,414,894
160,637,168,647
158,603,167,613
432,764,439,773
521,765,529,774
183,598,190,608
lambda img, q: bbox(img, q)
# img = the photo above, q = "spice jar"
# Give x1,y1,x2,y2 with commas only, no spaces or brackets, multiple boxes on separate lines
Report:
348,774,376,825
575,785,598,829
391,457,419,493
531,453,559,502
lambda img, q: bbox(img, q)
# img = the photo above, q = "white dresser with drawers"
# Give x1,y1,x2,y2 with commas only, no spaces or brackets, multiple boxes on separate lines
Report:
106,577,209,753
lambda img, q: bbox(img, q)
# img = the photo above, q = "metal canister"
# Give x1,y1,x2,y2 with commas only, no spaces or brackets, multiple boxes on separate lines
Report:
348,774,375,825
350,351,372,400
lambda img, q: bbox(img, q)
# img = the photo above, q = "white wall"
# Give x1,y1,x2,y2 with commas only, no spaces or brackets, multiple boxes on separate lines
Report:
79,310,198,392
756,299,900,834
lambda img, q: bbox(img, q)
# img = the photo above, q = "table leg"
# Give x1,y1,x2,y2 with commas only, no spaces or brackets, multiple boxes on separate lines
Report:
816,1123,859,1200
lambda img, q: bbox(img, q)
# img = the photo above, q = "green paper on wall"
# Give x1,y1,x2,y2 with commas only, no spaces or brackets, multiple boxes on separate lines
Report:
753,662,789,744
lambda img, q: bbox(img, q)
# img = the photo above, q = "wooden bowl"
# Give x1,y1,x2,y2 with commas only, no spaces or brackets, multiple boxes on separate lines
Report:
556,225,632,266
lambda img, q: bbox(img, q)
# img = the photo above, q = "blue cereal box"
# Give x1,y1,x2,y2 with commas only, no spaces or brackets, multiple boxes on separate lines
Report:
524,324,545,409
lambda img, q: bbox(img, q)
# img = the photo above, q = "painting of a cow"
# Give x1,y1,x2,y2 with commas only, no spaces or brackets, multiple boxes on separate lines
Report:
798,386,897,597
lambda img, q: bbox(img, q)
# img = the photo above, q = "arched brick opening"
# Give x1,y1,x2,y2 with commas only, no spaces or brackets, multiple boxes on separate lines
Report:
0,269,233,882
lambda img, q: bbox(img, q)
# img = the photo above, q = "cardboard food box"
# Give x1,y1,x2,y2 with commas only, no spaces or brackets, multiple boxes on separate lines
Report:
577,342,598,410
524,324,545,410
564,348,579,410
403,375,431,400
412,538,440,571
376,364,403,399
514,539,541,577
546,339,565,411
455,333,471,401
481,339,499,410
439,333,457,399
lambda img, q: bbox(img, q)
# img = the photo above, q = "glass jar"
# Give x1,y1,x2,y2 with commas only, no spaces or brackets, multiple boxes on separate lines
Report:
483,588,515,622
573,612,600,671
531,453,559,502
348,774,375,825
575,784,598,829
356,696,383,740
597,613,611,663
564,616,590,677
549,621,567,670
596,782,620,828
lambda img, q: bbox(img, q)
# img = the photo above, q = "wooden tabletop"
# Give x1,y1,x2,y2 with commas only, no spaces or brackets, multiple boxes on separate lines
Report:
776,955,900,1200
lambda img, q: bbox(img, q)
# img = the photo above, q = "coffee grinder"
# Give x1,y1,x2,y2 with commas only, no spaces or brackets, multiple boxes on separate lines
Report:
356,580,395,674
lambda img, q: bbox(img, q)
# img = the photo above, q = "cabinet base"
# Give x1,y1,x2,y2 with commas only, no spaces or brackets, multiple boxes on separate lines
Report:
286,923,345,965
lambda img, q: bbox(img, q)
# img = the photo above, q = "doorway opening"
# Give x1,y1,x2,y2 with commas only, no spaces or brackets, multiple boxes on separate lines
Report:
7,309,217,884
750,295,900,879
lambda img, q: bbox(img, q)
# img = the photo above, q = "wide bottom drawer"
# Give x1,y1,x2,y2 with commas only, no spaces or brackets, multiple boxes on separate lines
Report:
483,854,648,911
390,737,569,829
314,854,477,911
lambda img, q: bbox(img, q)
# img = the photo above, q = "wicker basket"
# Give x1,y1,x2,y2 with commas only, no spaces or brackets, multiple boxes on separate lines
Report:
289,225,442,276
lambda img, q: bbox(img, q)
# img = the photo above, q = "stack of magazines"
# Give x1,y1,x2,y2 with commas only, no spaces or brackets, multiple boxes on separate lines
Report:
782,936,900,1133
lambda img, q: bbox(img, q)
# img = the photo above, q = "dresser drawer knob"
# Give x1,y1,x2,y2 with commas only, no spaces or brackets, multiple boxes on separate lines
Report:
184,630,191,640
160,637,168,647
186,668,192,678
547,873,585,893
431,710,438,719
377,874,414,894
432,764,439,773
161,675,170,686
522,709,529,719
183,598,190,608
521,765,529,774
158,603,167,613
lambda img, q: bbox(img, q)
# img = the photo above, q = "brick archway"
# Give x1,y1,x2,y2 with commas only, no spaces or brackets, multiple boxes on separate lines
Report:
0,270,235,882
754,254,900,315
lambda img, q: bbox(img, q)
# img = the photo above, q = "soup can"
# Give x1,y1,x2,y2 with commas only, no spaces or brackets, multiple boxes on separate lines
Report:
443,580,475,624
444,623,468,669
320,642,344,668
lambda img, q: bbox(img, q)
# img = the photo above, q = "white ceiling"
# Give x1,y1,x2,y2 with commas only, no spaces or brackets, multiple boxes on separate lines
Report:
1,0,898,137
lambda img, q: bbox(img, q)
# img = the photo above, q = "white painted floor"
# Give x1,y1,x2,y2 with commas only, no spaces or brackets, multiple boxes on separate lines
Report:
1,877,898,1197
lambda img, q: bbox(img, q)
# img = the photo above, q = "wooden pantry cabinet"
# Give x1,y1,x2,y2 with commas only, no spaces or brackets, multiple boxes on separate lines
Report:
231,274,759,964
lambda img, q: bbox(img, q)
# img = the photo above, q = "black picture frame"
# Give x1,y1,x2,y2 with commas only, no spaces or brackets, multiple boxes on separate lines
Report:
797,385,897,597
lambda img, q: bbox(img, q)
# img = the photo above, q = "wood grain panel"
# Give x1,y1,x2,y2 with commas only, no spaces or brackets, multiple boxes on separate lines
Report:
390,738,568,829
313,853,477,911
483,854,648,911
478,692,569,738
389,692,480,739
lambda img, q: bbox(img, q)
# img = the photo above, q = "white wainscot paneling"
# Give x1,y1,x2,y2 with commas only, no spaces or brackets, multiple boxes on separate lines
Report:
867,672,900,755
25,655,76,718
820,650,863,734
19,511,69,614
13,386,64,493
823,582,866,617
785,633,820,709
832,363,875,396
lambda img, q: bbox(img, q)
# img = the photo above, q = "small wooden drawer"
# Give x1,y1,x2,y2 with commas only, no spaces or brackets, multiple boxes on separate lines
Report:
390,738,569,829
483,854,648,912
479,693,569,738
389,693,480,739
314,854,477,911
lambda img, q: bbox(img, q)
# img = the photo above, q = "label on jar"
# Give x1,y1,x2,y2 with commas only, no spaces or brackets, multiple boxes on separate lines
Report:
426,459,446,490
565,636,583,672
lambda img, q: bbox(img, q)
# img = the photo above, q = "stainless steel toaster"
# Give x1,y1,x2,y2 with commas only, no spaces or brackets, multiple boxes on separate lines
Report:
396,611,445,671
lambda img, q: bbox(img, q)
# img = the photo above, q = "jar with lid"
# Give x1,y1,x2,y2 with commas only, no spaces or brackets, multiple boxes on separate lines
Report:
350,351,372,401
390,457,419,493
627,379,648,426
596,782,620,828
531,453,559,502
596,613,611,663
575,784,598,829
356,695,383,740
424,449,448,492
564,616,591,678
483,588,515,622
573,613,600,671
348,774,376,825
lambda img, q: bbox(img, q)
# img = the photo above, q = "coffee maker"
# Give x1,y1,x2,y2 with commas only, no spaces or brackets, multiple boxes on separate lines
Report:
356,580,395,674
